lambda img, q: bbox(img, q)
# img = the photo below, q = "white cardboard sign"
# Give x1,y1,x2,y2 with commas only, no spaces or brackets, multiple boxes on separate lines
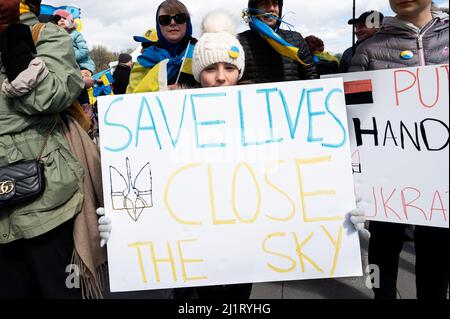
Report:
326,65,449,228
98,79,362,293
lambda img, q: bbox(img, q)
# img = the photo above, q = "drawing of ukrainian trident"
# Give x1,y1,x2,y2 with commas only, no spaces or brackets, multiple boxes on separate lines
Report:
109,158,153,222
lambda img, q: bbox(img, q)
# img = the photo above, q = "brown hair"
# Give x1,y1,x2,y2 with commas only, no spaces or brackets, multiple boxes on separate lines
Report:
157,0,190,17
66,100,91,132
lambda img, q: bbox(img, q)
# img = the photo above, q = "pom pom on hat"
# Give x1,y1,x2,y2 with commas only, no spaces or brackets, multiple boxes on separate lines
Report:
192,10,245,83
201,10,237,37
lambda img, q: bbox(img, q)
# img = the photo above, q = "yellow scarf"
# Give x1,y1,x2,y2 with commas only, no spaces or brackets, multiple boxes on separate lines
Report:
20,2,31,15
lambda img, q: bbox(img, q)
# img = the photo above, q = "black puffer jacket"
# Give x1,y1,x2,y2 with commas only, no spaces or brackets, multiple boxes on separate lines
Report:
239,0,317,83
238,29,318,83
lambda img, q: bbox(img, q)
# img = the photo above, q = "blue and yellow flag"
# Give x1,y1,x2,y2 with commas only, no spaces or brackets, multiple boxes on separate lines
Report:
180,43,195,75
250,16,311,66
87,87,96,105
129,42,195,93
93,69,115,97
127,60,169,93
40,4,83,31
40,4,81,18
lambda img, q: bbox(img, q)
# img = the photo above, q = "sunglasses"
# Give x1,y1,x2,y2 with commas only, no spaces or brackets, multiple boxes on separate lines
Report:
158,13,188,26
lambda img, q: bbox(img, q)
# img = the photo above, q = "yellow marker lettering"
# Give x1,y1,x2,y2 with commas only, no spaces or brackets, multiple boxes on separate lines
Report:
208,164,236,225
177,239,208,282
128,242,150,284
321,225,343,277
262,232,296,273
292,232,324,273
232,162,261,224
148,241,178,283
164,163,202,225
295,157,343,223
264,160,296,222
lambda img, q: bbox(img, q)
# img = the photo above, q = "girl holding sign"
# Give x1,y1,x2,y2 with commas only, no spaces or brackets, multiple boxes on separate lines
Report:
179,10,252,300
98,9,368,300
350,0,449,300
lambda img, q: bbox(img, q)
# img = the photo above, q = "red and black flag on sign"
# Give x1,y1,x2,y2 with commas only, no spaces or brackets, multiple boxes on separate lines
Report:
344,80,374,105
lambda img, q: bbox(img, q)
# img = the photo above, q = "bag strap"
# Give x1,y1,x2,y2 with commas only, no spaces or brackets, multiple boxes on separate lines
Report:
36,119,59,160
32,23,46,45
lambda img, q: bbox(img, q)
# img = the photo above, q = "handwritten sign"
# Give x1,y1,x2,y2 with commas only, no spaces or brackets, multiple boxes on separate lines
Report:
326,65,449,228
97,79,362,293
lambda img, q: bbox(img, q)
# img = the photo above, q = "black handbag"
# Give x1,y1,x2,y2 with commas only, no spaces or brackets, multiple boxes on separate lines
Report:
0,121,58,209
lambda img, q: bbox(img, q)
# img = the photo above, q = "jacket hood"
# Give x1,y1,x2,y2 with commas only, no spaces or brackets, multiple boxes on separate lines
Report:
248,0,284,29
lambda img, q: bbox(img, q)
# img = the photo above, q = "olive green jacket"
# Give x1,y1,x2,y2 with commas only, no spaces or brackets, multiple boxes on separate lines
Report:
0,13,85,243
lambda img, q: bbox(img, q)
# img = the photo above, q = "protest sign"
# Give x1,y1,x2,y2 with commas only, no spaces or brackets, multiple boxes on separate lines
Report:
326,65,449,228
98,79,362,292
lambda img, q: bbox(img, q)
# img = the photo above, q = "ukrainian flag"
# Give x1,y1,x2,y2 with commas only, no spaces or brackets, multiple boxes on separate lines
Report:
250,16,311,66
87,87,96,105
40,4,83,31
128,43,195,93
93,69,114,97
180,43,195,75
40,4,81,19
127,60,169,93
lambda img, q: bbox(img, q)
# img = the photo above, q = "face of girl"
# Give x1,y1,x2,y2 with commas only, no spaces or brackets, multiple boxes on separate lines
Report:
389,0,432,18
200,63,240,88
158,8,188,44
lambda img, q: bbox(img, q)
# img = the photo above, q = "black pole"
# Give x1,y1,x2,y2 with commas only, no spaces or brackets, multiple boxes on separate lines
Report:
351,0,356,57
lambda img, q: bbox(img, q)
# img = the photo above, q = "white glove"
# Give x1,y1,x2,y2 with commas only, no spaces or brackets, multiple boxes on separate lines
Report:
96,207,112,247
348,193,371,239
349,207,366,231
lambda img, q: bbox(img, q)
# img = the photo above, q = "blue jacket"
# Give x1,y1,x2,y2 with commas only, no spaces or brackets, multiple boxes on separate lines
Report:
70,30,96,73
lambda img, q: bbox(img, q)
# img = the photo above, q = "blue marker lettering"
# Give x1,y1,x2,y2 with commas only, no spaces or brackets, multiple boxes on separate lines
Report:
239,90,265,147
136,97,162,150
257,88,283,144
191,93,227,149
156,95,187,148
323,88,347,148
307,88,325,143
103,97,132,152
279,88,307,140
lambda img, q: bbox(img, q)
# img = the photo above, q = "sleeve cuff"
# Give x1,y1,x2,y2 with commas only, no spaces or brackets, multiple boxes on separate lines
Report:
2,57,50,98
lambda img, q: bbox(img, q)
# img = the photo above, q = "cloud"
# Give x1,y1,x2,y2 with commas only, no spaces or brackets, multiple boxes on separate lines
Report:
43,0,447,54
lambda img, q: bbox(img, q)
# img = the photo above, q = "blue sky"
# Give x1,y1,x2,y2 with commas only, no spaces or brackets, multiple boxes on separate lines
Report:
44,0,449,54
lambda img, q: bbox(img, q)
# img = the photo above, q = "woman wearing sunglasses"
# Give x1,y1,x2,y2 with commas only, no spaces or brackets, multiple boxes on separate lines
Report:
127,0,197,93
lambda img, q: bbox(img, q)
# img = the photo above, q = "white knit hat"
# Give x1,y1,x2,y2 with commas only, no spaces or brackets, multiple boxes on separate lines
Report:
192,10,245,82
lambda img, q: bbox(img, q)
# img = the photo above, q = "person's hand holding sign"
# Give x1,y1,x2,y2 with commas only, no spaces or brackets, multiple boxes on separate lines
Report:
348,186,371,240
96,208,112,247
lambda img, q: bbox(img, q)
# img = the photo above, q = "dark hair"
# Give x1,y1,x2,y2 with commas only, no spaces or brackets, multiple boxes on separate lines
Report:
157,0,190,17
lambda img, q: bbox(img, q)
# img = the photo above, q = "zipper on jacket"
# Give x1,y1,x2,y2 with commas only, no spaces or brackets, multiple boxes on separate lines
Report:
417,19,438,66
